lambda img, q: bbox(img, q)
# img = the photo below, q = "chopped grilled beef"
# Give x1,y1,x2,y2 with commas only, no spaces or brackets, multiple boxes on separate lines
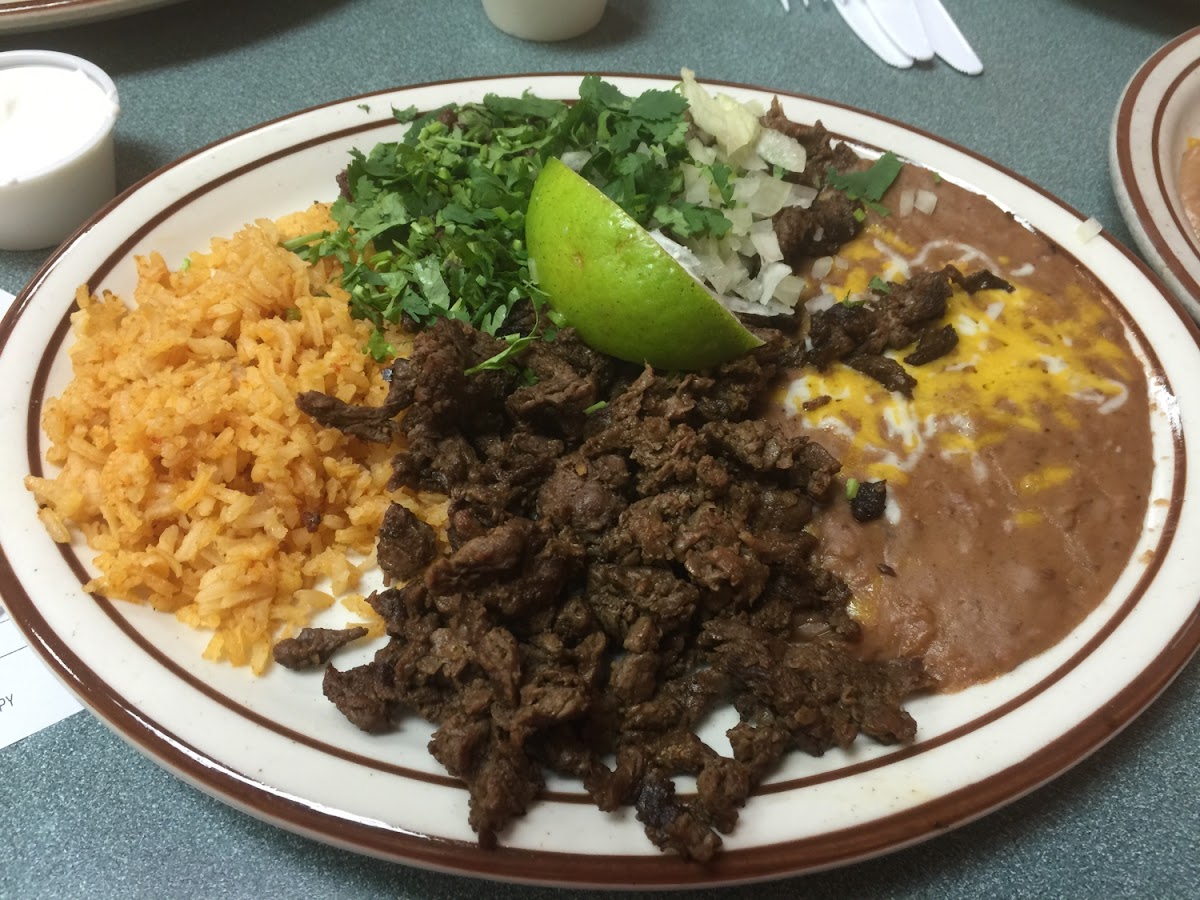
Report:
774,190,863,262
377,502,437,583
336,168,352,202
294,391,399,444
294,359,416,444
322,657,397,732
848,354,918,397
272,626,368,670
805,264,1010,393
297,316,932,859
761,100,862,186
850,480,888,522
904,323,960,366
954,268,1014,294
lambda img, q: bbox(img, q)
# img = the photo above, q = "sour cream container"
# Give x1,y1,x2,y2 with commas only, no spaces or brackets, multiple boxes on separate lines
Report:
0,50,120,251
482,0,607,41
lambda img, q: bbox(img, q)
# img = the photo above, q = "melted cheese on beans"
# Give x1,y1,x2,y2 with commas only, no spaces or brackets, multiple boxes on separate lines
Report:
783,223,1135,506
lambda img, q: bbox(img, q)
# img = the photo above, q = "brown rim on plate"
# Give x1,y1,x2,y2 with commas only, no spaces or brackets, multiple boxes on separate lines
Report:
1113,25,1200,307
3,73,1199,887
0,0,185,32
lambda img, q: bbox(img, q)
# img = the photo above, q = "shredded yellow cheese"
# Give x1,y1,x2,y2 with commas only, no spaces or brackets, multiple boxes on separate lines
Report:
786,224,1134,491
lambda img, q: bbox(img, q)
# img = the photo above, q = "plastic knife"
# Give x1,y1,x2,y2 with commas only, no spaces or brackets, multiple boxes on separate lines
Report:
864,0,934,61
833,0,913,69
912,0,983,75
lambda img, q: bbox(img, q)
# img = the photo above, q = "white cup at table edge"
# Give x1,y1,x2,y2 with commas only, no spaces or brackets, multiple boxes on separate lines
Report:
0,50,120,252
482,0,607,41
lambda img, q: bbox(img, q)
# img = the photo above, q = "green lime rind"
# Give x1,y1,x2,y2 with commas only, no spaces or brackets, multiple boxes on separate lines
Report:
527,158,763,372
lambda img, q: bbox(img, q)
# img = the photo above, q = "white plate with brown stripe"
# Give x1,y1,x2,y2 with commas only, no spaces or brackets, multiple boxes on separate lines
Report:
2,73,1199,888
1112,25,1200,319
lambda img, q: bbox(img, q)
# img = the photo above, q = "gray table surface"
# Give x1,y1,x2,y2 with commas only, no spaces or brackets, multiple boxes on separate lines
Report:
3,1,1199,897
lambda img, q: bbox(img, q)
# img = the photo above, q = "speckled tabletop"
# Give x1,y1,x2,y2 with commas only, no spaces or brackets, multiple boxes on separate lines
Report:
2,1,1199,897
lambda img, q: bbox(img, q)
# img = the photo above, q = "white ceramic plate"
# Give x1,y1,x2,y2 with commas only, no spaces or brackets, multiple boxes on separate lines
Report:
1111,25,1200,320
2,74,1199,888
0,0,187,34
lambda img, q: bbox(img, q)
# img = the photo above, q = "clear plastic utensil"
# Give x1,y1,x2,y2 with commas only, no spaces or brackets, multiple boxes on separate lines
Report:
865,0,935,61
913,0,983,74
832,0,914,69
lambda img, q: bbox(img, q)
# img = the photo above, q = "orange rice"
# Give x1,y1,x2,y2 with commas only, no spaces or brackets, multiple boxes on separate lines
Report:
24,205,444,673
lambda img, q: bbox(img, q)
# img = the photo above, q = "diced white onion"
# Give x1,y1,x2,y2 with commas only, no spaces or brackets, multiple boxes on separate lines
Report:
812,225,825,243
748,219,783,263
810,256,834,279
787,183,818,209
680,67,761,159
745,174,795,217
651,228,791,318
732,175,757,204
730,233,755,257
725,207,753,236
755,128,808,173
773,273,806,307
914,189,938,215
687,137,717,166
559,150,591,172
719,293,795,318
683,164,713,204
706,253,748,295
898,188,915,217
756,261,794,305
1076,216,1103,242
694,247,724,280
732,270,759,301
806,292,837,313
663,71,823,319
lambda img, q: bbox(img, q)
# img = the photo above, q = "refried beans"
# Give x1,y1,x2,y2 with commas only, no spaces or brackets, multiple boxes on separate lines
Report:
783,164,1153,691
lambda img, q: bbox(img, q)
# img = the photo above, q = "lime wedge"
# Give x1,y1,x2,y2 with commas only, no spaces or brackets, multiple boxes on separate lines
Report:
526,158,763,371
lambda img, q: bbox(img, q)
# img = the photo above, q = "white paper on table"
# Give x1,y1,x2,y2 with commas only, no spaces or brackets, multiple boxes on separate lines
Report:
0,287,84,750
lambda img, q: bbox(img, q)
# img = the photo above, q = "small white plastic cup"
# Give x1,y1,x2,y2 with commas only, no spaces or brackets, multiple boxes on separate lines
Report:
0,50,120,251
482,0,607,41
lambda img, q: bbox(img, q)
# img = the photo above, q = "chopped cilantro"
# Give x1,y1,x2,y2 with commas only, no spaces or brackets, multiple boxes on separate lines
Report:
179,257,191,272
828,150,903,216
365,329,394,361
846,477,860,500
868,276,892,294
357,103,371,113
584,400,609,414
286,77,735,366
705,161,735,205
464,332,540,376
